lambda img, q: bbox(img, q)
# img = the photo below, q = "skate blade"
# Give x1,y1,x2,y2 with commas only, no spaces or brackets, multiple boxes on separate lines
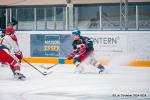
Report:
13,77,26,81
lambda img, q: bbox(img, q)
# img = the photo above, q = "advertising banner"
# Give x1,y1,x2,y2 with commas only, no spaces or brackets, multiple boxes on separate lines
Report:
30,34,72,57
83,33,127,52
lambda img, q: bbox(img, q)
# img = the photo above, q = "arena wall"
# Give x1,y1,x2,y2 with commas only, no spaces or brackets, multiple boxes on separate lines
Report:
15,31,150,67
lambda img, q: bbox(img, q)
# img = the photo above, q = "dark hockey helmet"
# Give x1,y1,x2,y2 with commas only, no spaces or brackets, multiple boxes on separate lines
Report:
72,30,80,36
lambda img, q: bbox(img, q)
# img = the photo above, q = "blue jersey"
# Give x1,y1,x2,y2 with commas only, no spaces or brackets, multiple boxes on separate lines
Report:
72,36,94,53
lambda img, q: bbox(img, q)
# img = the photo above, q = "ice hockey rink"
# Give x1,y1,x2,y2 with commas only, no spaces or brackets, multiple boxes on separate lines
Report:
0,61,150,100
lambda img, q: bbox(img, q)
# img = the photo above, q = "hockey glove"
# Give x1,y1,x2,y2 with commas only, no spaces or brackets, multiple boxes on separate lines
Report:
67,52,76,60
15,51,23,62
76,44,86,49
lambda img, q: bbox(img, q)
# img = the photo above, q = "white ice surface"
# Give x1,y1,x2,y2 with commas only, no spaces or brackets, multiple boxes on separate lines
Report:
0,63,150,100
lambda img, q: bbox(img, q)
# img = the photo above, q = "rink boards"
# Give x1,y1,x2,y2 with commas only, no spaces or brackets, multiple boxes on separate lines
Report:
21,58,150,67
15,31,150,67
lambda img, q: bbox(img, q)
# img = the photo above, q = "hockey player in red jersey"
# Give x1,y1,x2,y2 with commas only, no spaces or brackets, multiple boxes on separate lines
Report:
4,25,22,62
6,23,19,45
67,30,105,74
0,23,19,66
0,26,26,80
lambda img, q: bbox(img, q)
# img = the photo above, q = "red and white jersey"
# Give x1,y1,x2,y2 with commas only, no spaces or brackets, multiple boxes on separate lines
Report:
0,34,20,54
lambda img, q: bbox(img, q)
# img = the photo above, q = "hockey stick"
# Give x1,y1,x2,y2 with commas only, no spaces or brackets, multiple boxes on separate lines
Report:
40,45,70,70
40,64,59,70
22,59,48,76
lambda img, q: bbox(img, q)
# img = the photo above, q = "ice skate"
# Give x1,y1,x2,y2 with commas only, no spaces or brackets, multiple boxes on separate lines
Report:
14,72,26,81
74,65,84,74
74,61,84,73
97,64,105,74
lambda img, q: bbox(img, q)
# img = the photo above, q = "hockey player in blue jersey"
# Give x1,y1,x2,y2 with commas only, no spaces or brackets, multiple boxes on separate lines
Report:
67,30,105,73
